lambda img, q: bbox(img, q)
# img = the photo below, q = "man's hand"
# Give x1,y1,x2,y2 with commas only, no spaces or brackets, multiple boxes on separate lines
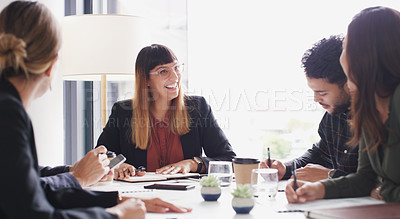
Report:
260,159,287,180
70,146,110,187
291,164,330,182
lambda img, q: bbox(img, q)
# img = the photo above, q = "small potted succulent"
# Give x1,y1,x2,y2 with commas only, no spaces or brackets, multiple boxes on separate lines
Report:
200,175,221,201
231,184,254,214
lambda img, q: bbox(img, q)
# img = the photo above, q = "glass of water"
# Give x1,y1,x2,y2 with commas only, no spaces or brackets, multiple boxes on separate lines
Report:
251,168,278,199
208,161,233,187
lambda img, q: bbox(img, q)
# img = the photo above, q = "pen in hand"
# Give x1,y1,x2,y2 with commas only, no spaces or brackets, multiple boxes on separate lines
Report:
267,147,271,167
293,162,298,191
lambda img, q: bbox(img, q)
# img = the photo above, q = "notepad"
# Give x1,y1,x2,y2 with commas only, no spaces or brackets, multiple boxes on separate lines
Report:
120,172,200,183
304,202,400,219
87,183,154,194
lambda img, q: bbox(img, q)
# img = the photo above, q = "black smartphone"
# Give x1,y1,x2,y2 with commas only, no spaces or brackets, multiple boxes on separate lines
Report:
144,183,195,190
108,154,126,170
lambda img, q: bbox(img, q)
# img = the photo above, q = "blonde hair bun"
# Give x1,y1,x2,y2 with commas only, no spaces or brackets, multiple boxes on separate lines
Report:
0,33,27,74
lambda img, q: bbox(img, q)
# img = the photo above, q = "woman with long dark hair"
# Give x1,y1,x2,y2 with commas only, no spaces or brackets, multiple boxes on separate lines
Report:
285,6,400,203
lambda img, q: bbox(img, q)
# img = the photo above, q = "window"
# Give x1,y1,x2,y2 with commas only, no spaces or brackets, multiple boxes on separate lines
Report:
186,0,400,161
64,0,188,164
64,0,400,165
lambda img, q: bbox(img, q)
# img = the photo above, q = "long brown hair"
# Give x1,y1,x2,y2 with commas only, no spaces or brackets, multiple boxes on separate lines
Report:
0,1,60,79
131,44,190,149
346,7,400,151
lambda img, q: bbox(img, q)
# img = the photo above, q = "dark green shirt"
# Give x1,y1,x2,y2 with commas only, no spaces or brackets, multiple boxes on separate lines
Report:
322,85,400,202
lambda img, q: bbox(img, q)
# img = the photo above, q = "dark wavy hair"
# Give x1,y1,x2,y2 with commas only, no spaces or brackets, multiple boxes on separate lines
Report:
346,7,400,151
301,35,346,86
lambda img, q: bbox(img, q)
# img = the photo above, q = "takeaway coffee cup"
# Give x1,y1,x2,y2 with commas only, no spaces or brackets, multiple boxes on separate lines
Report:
232,158,260,185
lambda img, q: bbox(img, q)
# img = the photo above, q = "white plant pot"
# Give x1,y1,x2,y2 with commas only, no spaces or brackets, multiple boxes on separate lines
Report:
232,197,254,214
201,186,221,201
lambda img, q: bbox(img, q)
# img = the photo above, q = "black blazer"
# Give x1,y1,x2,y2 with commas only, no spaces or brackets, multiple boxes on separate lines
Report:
0,79,117,219
39,165,82,189
97,96,236,171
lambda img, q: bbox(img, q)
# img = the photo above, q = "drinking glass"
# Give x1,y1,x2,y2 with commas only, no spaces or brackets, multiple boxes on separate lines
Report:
208,161,233,187
251,168,278,199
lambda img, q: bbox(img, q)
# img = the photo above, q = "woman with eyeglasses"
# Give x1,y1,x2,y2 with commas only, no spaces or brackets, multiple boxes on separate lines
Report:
97,44,236,179
286,6,400,203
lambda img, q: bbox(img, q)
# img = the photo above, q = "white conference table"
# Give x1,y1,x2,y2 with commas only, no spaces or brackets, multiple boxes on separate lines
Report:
88,178,384,219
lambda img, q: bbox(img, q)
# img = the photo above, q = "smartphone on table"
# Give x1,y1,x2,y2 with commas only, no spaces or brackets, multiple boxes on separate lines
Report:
144,183,195,190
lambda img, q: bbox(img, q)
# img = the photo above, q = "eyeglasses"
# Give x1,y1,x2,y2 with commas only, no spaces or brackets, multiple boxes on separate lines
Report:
149,63,184,79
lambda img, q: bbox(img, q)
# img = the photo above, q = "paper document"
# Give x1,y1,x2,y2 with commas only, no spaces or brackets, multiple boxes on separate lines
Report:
305,202,400,219
282,196,384,212
86,181,152,194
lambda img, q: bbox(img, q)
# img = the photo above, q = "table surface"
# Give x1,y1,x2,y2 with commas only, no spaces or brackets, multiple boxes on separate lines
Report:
88,178,384,219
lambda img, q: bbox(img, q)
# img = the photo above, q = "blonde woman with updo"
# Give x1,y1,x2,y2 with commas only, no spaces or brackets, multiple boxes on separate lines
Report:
0,1,190,219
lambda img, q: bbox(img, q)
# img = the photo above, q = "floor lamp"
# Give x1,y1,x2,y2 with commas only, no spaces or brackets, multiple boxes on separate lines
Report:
61,14,144,128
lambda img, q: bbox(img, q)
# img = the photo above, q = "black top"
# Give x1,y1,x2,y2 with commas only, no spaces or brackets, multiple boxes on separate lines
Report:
283,111,359,179
39,165,81,189
0,79,118,219
96,96,236,171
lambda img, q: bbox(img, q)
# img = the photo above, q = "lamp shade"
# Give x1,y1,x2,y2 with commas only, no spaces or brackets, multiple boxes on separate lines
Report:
61,14,145,80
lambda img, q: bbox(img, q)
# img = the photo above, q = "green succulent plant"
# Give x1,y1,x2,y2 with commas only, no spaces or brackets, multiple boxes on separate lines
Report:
231,184,254,198
200,175,221,187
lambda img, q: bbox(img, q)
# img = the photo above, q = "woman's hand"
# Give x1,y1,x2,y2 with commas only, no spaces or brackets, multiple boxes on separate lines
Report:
114,163,136,180
107,197,146,219
370,185,383,200
117,197,191,215
156,159,197,174
141,198,192,213
285,179,325,203
70,146,110,187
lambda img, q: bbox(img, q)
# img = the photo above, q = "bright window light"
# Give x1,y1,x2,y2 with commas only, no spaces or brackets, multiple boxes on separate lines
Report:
187,0,400,160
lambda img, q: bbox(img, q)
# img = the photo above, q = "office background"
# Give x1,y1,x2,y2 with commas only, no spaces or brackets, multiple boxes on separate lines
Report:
1,0,399,167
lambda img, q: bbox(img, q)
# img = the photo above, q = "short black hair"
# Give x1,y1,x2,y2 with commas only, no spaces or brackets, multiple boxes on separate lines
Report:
301,35,347,86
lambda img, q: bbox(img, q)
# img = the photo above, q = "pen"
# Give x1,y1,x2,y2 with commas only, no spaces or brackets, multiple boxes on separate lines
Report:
293,162,298,190
267,147,271,167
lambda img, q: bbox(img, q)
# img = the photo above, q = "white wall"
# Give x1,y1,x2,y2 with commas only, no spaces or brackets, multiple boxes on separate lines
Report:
0,0,65,166
187,0,400,159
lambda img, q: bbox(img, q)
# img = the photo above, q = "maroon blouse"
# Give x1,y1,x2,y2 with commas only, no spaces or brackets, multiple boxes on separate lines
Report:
146,114,184,172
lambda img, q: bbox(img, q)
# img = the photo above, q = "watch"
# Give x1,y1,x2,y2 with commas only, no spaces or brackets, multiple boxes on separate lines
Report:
328,169,336,179
193,157,203,173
